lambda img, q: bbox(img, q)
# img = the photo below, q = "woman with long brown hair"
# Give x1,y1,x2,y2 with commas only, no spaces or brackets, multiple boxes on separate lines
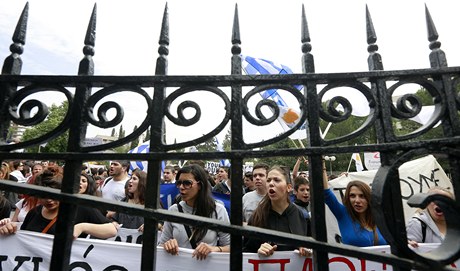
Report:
243,166,311,257
111,169,147,231
322,161,387,246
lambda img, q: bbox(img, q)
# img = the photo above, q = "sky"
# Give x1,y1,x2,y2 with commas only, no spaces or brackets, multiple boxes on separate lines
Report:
1,0,460,146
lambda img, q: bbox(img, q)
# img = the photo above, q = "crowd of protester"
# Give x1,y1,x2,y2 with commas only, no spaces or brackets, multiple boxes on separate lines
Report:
0,156,455,261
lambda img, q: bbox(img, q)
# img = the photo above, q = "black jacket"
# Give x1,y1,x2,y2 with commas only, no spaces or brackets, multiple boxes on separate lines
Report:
243,203,309,252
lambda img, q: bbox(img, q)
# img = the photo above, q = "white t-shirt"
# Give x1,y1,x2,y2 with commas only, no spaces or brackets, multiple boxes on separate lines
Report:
101,176,130,201
15,199,29,222
242,190,265,222
10,170,26,183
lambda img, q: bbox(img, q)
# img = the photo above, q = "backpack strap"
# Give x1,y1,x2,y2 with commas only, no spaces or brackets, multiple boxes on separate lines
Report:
102,177,113,188
177,204,198,249
414,217,427,243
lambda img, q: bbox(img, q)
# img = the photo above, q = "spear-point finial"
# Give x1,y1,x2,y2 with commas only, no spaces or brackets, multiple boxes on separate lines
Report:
2,2,29,75
366,5,377,48
78,3,97,75
301,4,311,45
425,4,447,68
301,4,314,73
84,4,97,48
159,2,170,49
13,2,29,46
231,3,241,55
365,5,383,71
425,4,439,49
155,2,169,75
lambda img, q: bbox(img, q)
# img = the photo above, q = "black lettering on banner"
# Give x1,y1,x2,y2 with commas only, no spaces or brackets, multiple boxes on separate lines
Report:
103,266,128,271
406,176,422,195
400,178,414,200
404,168,441,200
136,234,143,244
31,257,43,271
69,261,91,271
69,244,94,271
419,168,440,188
13,256,30,271
0,255,7,271
83,245,94,258
69,244,128,271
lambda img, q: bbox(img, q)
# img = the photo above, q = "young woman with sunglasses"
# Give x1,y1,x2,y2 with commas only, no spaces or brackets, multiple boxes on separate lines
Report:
159,164,230,260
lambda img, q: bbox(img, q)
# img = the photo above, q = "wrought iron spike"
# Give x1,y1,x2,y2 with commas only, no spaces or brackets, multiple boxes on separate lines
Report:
366,5,383,71
232,4,241,45
84,4,97,47
425,4,439,42
301,4,314,73
2,2,28,75
366,5,377,45
12,2,28,45
301,4,311,43
159,3,169,46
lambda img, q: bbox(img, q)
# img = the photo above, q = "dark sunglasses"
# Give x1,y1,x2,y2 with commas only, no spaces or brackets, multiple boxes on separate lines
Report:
175,179,199,189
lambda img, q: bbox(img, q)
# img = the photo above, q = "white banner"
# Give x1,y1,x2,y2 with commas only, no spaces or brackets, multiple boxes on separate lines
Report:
1,230,458,270
363,152,381,170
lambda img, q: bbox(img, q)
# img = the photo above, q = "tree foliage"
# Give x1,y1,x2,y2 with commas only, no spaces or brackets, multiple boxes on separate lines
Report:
222,129,231,151
118,125,125,139
195,137,217,152
22,101,69,153
130,125,139,149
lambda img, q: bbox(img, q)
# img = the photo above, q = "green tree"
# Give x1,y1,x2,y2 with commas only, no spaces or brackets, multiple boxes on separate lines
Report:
111,128,116,137
130,125,139,149
22,101,69,153
222,129,231,151
144,129,150,141
196,137,217,152
118,125,125,139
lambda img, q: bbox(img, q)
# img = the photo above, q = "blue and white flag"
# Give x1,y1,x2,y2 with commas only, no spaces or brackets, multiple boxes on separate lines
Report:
215,137,231,167
241,55,307,140
127,140,165,173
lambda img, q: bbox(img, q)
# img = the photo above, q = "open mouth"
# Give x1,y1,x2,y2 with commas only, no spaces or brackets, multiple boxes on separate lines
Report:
268,188,276,195
434,206,443,215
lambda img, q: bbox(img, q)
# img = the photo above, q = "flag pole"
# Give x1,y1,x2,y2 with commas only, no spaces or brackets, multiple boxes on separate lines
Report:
346,154,354,172
321,122,332,139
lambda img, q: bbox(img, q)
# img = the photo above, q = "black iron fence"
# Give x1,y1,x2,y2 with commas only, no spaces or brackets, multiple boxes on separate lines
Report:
0,3,459,271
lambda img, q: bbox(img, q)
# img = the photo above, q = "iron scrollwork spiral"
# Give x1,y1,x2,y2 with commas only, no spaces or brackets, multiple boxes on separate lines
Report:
163,85,231,148
242,84,307,148
2,84,73,151
388,79,443,140
83,85,152,151
317,81,376,144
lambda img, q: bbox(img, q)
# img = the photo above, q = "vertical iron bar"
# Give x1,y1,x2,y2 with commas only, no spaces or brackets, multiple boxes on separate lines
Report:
50,4,97,270
141,3,169,271
230,4,243,271
366,6,409,271
301,5,329,271
425,5,460,202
